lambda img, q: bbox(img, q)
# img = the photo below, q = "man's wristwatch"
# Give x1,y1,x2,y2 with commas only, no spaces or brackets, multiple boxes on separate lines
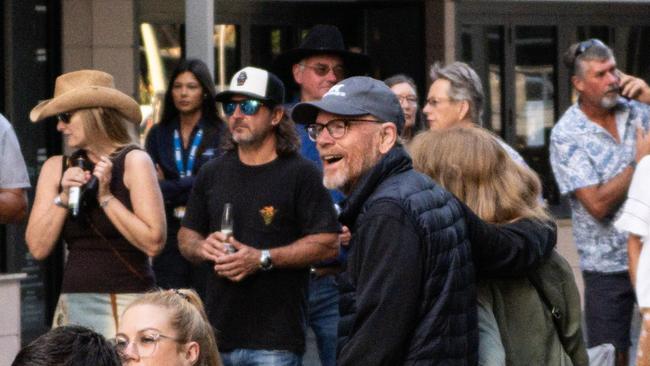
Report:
259,249,273,271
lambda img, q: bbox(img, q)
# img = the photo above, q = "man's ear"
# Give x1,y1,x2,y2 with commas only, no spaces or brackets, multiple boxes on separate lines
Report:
183,341,199,365
379,123,398,153
271,106,285,126
292,63,303,85
457,100,471,122
572,75,584,94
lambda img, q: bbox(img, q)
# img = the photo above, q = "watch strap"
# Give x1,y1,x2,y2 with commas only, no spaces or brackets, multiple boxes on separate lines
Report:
260,249,273,271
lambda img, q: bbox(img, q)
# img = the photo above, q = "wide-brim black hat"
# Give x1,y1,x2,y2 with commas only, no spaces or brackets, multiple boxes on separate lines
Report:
272,25,372,87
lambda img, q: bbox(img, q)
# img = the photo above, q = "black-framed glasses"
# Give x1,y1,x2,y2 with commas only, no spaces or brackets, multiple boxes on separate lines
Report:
574,38,606,58
113,331,180,360
223,99,264,116
305,118,382,141
57,111,74,124
425,98,454,108
300,63,345,79
397,95,418,104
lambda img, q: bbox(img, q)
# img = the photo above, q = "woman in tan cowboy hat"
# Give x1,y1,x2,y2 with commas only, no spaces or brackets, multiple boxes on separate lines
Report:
25,69,166,339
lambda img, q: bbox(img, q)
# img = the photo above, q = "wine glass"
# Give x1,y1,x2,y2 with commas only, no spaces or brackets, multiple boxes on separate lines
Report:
221,203,236,253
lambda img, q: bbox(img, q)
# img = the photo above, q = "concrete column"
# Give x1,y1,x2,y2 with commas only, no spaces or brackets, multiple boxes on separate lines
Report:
185,0,214,76
0,274,27,364
62,0,138,98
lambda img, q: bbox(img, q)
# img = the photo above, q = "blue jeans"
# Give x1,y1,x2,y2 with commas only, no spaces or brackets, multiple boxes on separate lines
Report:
305,275,339,366
221,349,301,366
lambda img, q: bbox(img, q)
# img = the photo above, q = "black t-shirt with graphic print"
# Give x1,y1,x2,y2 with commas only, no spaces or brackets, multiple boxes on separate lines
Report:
182,150,340,354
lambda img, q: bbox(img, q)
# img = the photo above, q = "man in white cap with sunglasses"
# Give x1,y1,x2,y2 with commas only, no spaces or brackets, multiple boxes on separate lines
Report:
179,66,340,366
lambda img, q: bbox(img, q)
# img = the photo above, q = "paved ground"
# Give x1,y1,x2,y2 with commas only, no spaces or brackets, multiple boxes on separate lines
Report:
556,219,640,365
303,219,640,365
556,219,585,302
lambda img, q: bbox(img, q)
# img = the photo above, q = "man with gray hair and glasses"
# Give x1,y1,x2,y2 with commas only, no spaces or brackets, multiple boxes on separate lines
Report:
422,61,528,166
550,38,650,366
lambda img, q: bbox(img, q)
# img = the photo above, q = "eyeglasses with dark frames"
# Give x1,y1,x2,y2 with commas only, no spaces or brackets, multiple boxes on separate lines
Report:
574,38,607,59
57,111,74,124
222,99,265,116
305,118,383,141
397,95,418,104
425,98,454,108
300,63,345,79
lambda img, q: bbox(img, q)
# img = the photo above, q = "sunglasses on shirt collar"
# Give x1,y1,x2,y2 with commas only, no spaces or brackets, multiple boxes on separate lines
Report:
222,99,266,116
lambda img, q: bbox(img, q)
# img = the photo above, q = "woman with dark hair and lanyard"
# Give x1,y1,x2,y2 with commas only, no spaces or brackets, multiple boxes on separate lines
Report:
145,59,225,291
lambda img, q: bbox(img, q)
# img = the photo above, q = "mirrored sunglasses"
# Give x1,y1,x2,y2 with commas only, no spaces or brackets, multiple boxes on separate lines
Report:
223,99,264,116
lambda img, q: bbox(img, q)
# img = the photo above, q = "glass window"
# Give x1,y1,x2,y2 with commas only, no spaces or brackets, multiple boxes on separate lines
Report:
624,27,650,82
459,25,504,134
486,27,505,135
576,26,611,45
214,24,239,92
514,26,556,150
250,26,295,71
138,22,239,142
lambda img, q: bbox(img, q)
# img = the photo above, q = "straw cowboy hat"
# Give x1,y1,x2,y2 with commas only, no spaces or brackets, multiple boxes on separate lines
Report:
30,69,142,124
272,24,371,87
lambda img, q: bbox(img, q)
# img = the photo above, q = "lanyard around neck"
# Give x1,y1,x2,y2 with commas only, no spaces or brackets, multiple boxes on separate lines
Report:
173,128,203,178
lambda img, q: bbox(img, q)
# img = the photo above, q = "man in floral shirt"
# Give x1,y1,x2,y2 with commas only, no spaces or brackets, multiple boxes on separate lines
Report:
550,39,650,366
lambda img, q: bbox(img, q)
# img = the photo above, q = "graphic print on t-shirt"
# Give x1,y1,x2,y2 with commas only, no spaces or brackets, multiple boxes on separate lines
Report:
259,205,277,225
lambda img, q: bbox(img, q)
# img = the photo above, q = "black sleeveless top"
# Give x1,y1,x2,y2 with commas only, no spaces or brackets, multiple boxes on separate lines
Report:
60,146,155,293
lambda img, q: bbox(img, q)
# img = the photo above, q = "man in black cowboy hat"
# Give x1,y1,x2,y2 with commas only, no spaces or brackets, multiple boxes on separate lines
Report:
273,24,370,366
273,24,371,102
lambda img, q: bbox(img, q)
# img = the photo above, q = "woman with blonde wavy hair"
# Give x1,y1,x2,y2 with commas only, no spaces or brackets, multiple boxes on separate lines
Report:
410,127,588,366
116,288,222,366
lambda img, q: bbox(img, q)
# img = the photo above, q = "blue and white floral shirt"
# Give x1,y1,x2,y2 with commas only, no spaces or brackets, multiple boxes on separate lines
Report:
550,98,650,273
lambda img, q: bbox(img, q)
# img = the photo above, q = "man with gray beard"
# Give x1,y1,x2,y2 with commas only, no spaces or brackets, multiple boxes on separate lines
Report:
550,39,650,366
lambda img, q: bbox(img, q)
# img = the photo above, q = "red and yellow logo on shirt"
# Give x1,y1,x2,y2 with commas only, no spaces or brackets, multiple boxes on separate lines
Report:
259,206,277,225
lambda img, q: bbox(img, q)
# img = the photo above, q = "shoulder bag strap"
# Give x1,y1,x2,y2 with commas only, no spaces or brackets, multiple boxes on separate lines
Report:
528,272,565,343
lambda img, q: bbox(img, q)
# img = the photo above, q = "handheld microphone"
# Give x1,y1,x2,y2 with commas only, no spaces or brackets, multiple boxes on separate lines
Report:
68,157,86,217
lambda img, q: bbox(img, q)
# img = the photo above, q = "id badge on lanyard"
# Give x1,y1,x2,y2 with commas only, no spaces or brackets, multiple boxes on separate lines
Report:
173,128,203,218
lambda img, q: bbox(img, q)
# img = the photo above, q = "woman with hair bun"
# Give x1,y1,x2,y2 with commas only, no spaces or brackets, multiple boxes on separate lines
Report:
116,288,222,366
